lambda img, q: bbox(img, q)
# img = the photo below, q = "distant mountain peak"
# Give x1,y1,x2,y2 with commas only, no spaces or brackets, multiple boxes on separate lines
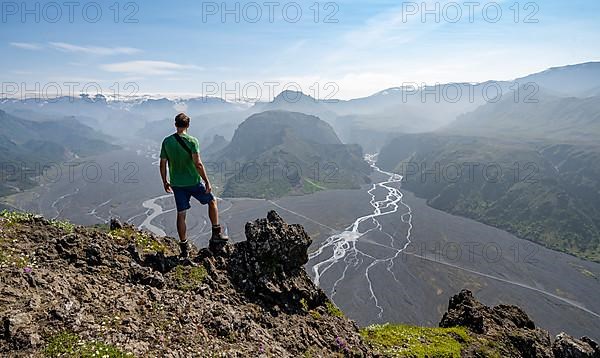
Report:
210,110,370,198
234,110,341,145
272,90,315,103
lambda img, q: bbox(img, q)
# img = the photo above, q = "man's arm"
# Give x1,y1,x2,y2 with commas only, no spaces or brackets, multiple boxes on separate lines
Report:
160,158,172,193
192,153,212,193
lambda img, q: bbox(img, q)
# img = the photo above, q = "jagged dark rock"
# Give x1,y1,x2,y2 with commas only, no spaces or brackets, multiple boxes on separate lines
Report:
440,289,537,334
225,211,328,312
582,337,600,353
440,289,600,358
553,333,600,358
109,218,123,231
128,262,165,288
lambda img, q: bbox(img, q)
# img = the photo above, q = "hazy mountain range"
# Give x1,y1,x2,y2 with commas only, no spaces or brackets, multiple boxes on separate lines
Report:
2,61,600,260
3,61,598,148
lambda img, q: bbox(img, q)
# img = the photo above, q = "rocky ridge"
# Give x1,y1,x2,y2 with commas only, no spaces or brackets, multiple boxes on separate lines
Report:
440,290,599,358
0,211,369,357
0,209,598,357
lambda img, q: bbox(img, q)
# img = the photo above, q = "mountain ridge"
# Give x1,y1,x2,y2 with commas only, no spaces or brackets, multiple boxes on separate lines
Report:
442,93,600,141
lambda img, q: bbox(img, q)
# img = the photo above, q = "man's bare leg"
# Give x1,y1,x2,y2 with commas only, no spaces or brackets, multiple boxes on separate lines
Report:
177,210,191,259
208,199,228,242
208,200,218,226
177,211,187,242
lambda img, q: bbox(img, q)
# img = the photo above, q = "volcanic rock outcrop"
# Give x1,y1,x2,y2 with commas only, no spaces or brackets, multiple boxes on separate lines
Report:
0,211,369,357
440,289,600,358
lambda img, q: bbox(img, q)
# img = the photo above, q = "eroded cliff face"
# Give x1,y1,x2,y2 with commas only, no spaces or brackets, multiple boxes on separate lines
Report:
0,211,369,357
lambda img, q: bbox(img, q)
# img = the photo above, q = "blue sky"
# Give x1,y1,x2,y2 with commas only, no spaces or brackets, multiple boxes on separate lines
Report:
2,0,600,99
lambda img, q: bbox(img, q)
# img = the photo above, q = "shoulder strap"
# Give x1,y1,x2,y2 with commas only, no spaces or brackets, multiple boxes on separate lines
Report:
172,133,192,156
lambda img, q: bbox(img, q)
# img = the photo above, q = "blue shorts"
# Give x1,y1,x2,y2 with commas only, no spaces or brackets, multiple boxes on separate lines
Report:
172,183,215,212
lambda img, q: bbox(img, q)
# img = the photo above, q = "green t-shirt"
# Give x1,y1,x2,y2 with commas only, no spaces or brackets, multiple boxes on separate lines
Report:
160,133,202,187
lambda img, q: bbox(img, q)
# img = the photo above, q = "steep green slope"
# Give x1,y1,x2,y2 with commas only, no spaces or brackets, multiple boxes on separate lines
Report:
0,110,118,196
378,134,600,261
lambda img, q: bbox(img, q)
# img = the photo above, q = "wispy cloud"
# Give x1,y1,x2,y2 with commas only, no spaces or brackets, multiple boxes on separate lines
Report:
49,42,141,55
9,42,43,50
342,0,508,48
101,60,203,75
9,41,141,55
10,70,34,75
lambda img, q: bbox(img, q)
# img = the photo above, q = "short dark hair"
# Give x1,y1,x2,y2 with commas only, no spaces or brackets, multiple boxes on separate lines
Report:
175,113,190,128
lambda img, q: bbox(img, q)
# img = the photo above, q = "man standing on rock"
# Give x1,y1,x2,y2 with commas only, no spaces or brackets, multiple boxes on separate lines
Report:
159,113,228,259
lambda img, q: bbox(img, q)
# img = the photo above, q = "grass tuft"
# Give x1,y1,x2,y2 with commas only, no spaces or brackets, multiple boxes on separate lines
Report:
44,331,130,357
300,298,309,311
0,210,74,233
325,301,344,318
0,210,34,225
360,323,471,358
172,265,208,291
110,227,167,253
49,219,75,233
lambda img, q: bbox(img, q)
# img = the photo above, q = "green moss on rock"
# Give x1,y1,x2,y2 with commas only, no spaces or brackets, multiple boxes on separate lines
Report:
171,265,208,291
325,301,344,318
109,227,167,254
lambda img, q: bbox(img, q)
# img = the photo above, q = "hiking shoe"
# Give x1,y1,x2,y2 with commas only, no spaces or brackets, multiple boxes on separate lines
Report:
210,224,229,243
179,240,190,259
